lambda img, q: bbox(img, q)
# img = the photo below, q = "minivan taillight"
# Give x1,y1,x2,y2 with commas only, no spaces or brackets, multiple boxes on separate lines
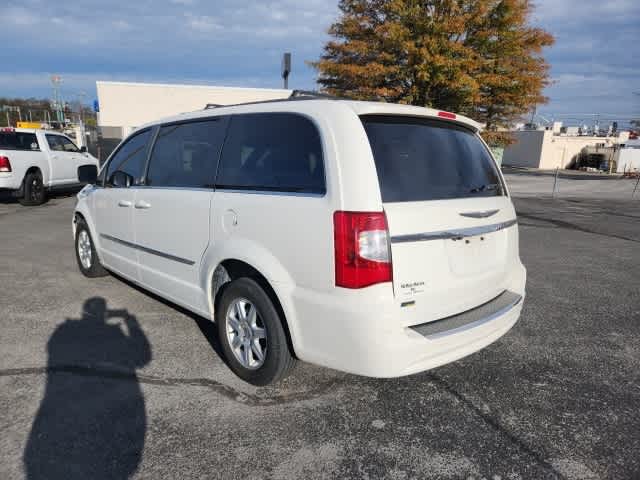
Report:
0,156,11,172
334,211,392,288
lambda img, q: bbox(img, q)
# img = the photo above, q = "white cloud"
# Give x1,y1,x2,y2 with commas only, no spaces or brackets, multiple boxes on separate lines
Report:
530,0,640,118
186,14,222,32
534,0,640,23
0,71,295,101
270,10,288,21
112,20,132,30
1,0,635,118
1,6,39,26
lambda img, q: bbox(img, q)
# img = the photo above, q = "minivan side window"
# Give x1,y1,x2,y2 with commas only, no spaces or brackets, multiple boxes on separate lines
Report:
146,118,227,189
216,113,325,194
104,129,152,187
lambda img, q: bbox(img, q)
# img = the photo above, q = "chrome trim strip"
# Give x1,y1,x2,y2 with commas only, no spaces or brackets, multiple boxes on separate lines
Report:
129,186,214,192
94,186,324,196
410,290,523,339
215,188,326,198
459,209,500,219
99,234,195,266
390,219,517,244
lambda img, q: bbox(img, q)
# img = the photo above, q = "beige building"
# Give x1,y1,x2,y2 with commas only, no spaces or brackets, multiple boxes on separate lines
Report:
96,81,290,159
502,129,629,170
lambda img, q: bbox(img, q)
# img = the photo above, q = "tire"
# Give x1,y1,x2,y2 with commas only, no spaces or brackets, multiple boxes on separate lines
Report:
75,218,108,278
216,277,296,386
19,171,46,206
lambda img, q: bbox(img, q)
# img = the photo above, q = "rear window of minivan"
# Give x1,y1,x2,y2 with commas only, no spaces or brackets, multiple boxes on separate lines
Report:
361,115,504,202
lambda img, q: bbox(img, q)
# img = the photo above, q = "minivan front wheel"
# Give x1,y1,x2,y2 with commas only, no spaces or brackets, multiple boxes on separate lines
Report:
216,278,296,385
75,219,108,278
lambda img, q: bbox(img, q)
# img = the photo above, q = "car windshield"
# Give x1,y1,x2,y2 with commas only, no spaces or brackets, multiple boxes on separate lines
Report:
361,115,504,202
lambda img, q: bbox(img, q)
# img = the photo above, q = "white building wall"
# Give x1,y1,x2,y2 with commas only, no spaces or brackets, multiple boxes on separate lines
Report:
501,131,545,168
503,130,621,169
617,148,640,173
539,133,612,170
96,81,291,136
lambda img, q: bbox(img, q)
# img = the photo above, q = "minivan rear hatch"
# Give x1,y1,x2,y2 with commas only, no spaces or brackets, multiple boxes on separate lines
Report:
361,115,519,325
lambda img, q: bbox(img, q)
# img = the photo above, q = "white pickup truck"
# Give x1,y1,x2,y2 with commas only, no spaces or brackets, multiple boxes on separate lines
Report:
0,127,99,205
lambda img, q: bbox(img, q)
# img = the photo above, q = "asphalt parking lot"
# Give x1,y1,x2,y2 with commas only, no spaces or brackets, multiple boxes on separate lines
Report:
1,178,639,479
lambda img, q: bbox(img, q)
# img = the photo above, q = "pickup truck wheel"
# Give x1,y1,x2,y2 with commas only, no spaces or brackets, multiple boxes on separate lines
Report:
19,171,46,206
75,219,108,278
216,278,296,386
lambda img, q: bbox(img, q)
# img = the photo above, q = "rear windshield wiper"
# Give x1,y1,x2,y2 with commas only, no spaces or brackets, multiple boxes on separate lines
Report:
468,183,501,194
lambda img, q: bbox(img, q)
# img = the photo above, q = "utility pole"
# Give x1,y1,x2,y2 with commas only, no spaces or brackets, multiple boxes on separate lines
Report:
51,75,64,124
282,52,291,89
76,91,88,149
77,91,87,123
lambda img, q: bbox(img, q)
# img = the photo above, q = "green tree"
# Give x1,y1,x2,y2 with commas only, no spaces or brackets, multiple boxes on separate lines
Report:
312,0,554,145
467,0,554,144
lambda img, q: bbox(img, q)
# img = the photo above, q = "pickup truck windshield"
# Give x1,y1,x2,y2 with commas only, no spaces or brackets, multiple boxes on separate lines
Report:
0,132,39,151
361,115,503,202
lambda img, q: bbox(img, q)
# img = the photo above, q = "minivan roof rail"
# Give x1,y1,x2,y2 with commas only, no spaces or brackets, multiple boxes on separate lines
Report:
289,90,338,99
203,90,339,110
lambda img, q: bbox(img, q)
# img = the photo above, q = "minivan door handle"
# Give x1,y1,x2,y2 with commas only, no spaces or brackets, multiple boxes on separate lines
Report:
134,200,151,209
118,200,132,207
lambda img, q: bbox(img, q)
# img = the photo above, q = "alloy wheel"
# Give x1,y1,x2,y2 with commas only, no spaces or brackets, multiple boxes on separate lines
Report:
77,230,92,269
225,297,267,369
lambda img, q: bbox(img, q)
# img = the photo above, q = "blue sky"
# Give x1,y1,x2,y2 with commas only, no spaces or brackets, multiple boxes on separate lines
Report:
1,0,638,126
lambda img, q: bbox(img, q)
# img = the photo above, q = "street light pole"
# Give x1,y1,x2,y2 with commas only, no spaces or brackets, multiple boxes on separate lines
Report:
282,52,291,89
76,91,87,124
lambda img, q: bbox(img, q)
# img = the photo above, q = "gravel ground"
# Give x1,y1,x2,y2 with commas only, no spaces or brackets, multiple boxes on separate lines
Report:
0,177,639,479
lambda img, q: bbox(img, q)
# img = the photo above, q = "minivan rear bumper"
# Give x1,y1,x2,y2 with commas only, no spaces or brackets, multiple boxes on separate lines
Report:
409,290,522,338
393,292,523,377
285,262,526,378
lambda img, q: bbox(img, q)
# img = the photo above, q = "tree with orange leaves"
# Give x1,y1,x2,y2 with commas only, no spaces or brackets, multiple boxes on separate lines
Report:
312,0,554,145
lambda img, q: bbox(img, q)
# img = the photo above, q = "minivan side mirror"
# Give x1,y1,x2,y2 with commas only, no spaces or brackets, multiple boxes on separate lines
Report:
109,170,133,188
80,145,88,153
78,164,98,185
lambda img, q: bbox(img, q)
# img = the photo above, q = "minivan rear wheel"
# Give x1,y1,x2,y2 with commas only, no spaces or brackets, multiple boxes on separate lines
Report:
216,278,296,385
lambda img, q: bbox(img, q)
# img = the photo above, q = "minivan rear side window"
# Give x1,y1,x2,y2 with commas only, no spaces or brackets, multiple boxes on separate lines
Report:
216,113,325,194
361,115,504,202
146,118,228,189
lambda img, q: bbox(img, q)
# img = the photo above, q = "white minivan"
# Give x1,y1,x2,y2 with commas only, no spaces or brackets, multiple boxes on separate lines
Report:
73,94,526,385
